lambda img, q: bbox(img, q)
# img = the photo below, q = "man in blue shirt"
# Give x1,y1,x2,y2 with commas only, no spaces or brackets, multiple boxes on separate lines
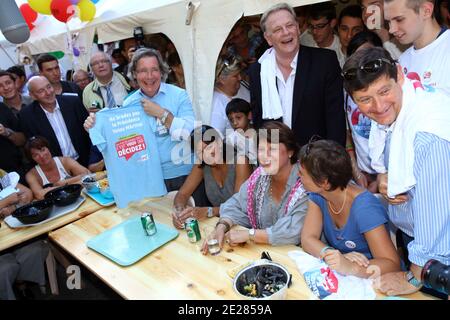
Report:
85,48,209,205
343,47,450,298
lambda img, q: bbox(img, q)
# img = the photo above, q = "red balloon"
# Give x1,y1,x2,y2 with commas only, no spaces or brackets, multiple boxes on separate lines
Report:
50,0,76,23
20,4,38,30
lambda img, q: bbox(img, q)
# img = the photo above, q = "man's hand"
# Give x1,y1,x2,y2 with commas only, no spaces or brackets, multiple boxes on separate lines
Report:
375,271,420,296
377,173,408,204
141,99,164,118
83,112,96,131
0,123,7,137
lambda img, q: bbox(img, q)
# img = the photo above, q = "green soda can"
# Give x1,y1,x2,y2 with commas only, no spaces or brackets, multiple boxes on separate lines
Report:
185,218,201,242
141,212,157,236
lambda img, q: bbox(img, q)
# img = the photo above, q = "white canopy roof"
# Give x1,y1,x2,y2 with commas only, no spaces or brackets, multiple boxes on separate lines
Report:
2,0,326,123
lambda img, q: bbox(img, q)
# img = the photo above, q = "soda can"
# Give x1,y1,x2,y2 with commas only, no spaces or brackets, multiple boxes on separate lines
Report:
141,212,157,236
185,218,201,242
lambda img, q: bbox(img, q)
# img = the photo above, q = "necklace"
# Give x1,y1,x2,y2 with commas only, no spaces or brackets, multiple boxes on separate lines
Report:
327,188,347,215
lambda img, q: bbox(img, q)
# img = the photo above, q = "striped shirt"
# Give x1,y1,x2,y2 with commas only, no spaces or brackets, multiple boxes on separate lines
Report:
388,132,450,267
40,101,79,160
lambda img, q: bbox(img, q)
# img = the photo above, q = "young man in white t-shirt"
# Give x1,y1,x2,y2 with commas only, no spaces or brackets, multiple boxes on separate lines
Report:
360,0,405,59
385,0,450,91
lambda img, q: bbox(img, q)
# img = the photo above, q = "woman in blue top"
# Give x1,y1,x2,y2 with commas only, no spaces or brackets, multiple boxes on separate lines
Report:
299,139,400,278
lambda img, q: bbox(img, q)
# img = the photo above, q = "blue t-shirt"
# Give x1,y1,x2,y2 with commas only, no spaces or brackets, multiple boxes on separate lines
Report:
309,191,388,259
89,105,167,208
123,84,195,179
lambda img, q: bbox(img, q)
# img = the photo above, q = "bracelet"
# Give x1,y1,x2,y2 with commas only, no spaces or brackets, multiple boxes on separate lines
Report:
160,110,169,124
346,143,354,149
346,147,354,153
319,246,333,258
215,219,231,233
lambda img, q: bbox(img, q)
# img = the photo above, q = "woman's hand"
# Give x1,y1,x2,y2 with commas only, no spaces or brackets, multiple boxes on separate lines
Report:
343,251,370,268
178,207,207,221
201,225,226,255
83,113,96,131
323,249,357,276
225,229,250,246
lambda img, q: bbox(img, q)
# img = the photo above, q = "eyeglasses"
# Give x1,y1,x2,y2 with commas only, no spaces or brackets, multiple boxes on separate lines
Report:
342,58,395,81
308,21,330,30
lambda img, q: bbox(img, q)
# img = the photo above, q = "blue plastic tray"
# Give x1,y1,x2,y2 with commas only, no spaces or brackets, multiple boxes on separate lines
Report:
83,189,115,206
86,216,179,266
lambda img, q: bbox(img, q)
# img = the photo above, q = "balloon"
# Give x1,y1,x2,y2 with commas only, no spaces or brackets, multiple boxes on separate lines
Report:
91,0,100,4
19,4,38,30
50,0,76,23
77,0,96,22
73,47,80,56
28,0,52,15
70,0,80,4
49,51,65,59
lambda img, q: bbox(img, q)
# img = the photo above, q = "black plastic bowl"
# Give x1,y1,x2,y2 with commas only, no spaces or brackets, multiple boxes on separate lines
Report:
45,184,82,207
12,199,54,224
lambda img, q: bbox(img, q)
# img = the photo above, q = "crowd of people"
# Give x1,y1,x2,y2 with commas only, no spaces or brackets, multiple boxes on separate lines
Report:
0,0,449,300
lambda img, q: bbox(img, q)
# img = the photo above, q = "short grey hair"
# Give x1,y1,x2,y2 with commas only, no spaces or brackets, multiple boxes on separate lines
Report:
260,2,297,33
130,48,170,81
88,51,112,69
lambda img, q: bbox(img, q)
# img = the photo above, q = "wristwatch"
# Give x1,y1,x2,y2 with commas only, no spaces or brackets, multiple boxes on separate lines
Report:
160,110,169,124
248,228,256,242
406,270,422,288
207,207,214,218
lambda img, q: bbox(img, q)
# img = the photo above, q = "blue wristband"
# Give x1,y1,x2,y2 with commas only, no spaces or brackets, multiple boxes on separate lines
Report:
320,246,333,259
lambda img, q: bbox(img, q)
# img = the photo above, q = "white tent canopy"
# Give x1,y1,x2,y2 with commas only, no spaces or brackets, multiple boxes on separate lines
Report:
2,0,325,123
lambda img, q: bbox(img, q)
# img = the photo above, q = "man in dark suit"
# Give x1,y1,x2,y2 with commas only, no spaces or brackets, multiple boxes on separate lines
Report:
250,3,346,147
19,76,91,166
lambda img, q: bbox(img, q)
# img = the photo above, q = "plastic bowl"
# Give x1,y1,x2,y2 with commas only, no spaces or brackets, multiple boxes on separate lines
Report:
81,175,100,193
233,260,290,300
12,199,54,224
45,184,82,206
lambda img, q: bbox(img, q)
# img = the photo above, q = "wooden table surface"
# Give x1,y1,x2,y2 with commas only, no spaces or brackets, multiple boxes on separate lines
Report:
48,195,435,300
0,196,103,252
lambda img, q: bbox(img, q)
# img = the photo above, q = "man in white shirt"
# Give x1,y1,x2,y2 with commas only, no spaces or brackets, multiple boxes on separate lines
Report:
300,2,344,66
19,76,91,166
385,0,450,91
250,3,346,147
337,5,366,68
360,0,404,59
82,51,131,111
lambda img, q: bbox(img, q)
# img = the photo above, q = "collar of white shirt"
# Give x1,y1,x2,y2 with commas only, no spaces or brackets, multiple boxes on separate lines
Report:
275,51,298,83
40,99,60,115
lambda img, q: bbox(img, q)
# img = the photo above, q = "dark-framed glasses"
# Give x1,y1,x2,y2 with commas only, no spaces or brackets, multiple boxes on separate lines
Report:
342,58,395,81
308,20,330,30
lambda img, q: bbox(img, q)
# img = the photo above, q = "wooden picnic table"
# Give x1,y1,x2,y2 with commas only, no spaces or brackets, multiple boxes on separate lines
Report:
0,196,103,252
48,195,436,300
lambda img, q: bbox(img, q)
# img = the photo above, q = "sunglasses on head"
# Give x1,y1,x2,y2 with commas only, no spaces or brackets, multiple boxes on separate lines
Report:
216,55,239,78
342,58,395,81
304,134,323,156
